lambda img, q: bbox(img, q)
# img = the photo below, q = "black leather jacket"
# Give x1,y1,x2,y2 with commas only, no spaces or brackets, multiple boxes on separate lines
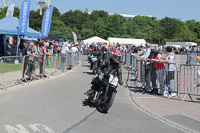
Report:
92,49,101,57
98,51,122,83
103,59,123,83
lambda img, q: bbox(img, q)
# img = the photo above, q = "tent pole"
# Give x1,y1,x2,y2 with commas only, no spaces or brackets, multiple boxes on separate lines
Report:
16,35,20,56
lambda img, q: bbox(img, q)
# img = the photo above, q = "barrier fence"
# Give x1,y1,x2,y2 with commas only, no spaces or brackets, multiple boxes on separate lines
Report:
179,64,200,101
0,52,80,89
125,51,200,101
0,56,23,89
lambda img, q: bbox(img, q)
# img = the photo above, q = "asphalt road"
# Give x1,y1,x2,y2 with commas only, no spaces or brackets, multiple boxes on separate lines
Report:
0,56,186,133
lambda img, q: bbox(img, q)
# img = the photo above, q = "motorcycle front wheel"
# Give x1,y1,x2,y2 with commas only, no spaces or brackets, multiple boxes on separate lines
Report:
97,91,116,113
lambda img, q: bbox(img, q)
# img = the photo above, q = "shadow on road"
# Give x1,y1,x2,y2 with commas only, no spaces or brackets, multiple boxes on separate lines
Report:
83,71,94,75
82,99,96,108
82,65,90,68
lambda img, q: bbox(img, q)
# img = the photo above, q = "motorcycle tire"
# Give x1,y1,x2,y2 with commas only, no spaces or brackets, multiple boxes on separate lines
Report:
97,91,116,113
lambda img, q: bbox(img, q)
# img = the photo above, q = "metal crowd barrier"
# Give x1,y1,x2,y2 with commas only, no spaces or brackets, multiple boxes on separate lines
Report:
125,52,131,66
21,55,46,81
121,51,126,64
0,52,81,89
0,56,23,89
178,64,200,101
44,54,60,76
125,51,200,101
126,53,179,96
152,62,178,96
126,58,146,89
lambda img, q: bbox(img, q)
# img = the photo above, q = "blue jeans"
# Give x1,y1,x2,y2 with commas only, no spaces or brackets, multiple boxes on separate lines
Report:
150,63,157,89
57,53,61,61
165,72,174,93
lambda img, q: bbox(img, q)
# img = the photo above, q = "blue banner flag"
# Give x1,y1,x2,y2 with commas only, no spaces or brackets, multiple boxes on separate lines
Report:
18,0,31,35
41,7,54,37
72,32,77,43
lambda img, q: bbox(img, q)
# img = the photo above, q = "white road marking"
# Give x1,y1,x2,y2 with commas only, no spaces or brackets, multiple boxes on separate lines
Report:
4,125,30,133
29,124,55,133
4,124,55,133
136,97,159,99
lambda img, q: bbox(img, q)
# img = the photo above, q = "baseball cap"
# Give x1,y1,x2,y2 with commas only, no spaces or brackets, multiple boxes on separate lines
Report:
151,49,158,53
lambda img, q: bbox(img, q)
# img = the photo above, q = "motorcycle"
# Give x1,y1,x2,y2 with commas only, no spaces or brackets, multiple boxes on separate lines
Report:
86,73,118,113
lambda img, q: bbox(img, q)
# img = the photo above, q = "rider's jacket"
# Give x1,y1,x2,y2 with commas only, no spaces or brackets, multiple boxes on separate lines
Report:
92,49,101,57
103,59,123,83
98,49,122,84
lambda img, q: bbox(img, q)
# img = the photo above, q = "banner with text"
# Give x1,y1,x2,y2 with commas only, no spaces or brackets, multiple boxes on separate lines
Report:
18,0,31,35
72,32,77,43
6,3,15,16
41,7,53,37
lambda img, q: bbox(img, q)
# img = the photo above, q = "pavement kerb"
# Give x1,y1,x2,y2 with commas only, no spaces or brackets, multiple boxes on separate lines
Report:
0,62,82,93
126,85,198,133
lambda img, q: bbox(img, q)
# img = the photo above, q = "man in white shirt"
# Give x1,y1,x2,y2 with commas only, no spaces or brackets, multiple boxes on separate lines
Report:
45,41,49,47
61,43,69,71
61,43,69,54
71,44,78,53
70,44,79,67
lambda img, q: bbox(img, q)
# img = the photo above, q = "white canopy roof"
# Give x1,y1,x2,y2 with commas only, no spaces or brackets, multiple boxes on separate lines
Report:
83,36,108,44
108,37,146,46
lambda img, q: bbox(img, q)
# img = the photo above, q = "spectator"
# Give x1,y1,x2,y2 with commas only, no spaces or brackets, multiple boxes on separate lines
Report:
53,41,58,55
31,42,40,80
148,49,158,94
75,43,80,52
44,40,49,47
151,49,166,96
41,42,48,55
139,43,151,91
38,42,44,76
162,46,176,97
60,43,69,71
137,47,143,58
57,42,62,60
40,42,49,76
48,42,54,62
22,41,38,80
71,44,78,66
71,44,78,53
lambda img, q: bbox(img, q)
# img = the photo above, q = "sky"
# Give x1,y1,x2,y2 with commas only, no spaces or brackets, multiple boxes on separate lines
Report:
1,0,200,21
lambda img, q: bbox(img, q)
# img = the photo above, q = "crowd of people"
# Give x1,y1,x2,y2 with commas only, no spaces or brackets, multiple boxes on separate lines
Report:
22,40,81,81
126,43,177,98
21,40,177,98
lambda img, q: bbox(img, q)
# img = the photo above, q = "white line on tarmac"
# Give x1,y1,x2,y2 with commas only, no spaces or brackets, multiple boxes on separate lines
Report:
136,97,159,99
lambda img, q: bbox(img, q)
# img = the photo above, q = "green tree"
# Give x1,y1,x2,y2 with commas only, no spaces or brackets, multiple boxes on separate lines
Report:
61,10,89,30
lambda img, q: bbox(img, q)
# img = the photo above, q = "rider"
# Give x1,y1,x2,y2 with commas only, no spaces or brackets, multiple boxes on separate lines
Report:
90,45,101,69
87,45,94,63
85,48,123,95
88,45,94,53
97,46,109,74
104,48,123,86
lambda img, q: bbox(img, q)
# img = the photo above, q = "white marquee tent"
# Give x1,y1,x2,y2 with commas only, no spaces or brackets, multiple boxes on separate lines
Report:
83,36,108,44
108,37,146,46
